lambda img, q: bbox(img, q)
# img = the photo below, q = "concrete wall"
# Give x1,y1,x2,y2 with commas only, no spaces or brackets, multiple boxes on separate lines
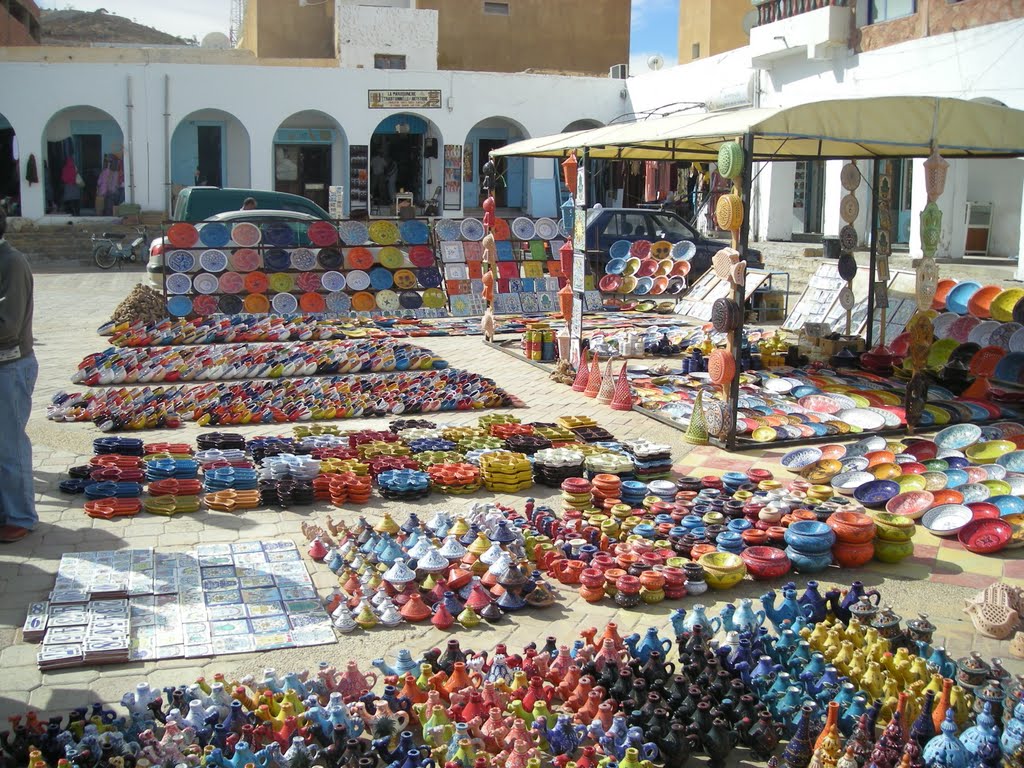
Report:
855,0,1024,53
239,0,336,59
966,159,1024,260
416,0,631,75
677,0,751,61
0,52,622,219
337,5,438,71
0,0,40,46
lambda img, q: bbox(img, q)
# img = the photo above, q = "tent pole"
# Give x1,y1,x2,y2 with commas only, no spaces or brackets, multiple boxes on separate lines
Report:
726,131,756,451
866,159,881,350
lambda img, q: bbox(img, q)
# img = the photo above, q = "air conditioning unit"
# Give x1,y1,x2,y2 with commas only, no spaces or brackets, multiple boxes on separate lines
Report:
609,63,628,79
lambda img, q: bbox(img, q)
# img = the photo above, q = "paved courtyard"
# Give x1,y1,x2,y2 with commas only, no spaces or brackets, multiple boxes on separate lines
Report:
0,266,1021,724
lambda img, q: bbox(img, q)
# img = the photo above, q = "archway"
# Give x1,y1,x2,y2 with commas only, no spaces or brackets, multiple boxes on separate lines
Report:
274,110,346,215
369,113,442,215
43,105,124,216
561,118,604,132
0,112,20,216
171,109,251,205
463,116,529,210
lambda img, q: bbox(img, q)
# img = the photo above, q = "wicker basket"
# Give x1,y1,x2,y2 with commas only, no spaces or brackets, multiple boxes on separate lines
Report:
715,193,744,232
717,141,745,180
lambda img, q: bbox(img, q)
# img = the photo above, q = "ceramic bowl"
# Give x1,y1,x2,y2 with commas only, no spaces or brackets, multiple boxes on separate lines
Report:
784,520,836,553
895,474,928,493
946,281,981,315
989,495,1024,515
784,546,834,573
831,470,874,495
872,538,914,563
965,440,1016,463
696,551,747,589
885,490,935,519
740,546,792,580
853,479,900,509
958,518,1012,554
921,503,974,537
935,423,983,451
782,447,823,471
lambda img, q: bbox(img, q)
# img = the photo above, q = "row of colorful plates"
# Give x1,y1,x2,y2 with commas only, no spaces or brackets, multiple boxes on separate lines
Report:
166,288,446,317
605,257,692,278
167,245,436,274
166,269,443,296
434,217,567,243
933,279,1024,320
608,239,697,261
166,219,431,250
598,274,688,295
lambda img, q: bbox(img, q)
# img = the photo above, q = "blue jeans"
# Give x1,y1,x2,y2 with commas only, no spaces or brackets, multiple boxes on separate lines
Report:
0,354,38,530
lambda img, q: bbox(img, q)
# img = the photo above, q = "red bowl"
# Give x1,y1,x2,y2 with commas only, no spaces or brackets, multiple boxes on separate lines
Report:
903,440,938,461
832,540,875,569
967,502,1001,520
957,518,1012,554
740,546,792,580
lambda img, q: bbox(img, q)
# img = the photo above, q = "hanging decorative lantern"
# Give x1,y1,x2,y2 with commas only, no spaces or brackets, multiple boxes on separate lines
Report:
560,196,575,232
558,283,574,322
920,202,943,257
561,152,579,196
717,141,745,181
924,144,949,203
559,239,574,276
916,255,939,312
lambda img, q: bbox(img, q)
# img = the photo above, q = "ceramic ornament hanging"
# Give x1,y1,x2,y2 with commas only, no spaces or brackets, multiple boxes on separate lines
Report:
924,144,949,202
839,162,860,332
916,254,939,311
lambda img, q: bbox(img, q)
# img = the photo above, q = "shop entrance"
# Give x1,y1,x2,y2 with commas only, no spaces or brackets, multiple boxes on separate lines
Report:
196,125,223,187
792,160,825,237
463,116,528,210
275,144,331,211
370,133,423,209
43,105,125,217
0,119,18,214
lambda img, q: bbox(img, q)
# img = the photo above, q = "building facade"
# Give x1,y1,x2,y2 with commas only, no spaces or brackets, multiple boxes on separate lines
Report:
642,0,1024,263
1,0,40,46
238,0,631,76
677,0,751,61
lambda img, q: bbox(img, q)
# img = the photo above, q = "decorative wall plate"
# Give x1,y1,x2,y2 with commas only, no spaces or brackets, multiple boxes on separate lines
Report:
460,218,485,241
338,220,369,245
271,292,298,314
398,219,429,244
840,194,860,224
409,245,435,268
290,248,317,271
166,223,199,248
165,273,192,295
375,290,400,311
198,222,230,248
308,220,339,247
167,295,192,317
838,286,855,310
535,217,558,240
434,219,461,241
416,268,442,288
199,249,228,273
398,290,423,309
231,222,261,247
262,222,296,247
369,220,400,245
511,217,536,240
672,240,696,261
840,162,860,191
218,272,244,294
230,248,260,272
346,270,371,291
243,293,270,314
193,273,219,295
422,288,446,308
326,291,351,313
839,225,858,251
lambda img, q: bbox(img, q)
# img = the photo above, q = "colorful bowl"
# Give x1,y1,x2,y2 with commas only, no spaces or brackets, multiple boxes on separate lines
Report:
957,518,1012,554
885,490,934,519
967,284,1003,319
921,503,973,537
945,281,981,315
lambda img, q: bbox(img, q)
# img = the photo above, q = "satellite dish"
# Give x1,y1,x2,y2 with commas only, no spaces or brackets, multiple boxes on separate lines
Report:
742,10,758,35
201,32,231,49
647,54,664,71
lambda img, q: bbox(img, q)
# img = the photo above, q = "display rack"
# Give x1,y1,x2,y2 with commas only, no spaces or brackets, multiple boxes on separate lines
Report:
161,218,445,318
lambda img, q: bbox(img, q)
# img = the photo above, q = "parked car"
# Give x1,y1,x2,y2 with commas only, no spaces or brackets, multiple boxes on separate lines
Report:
172,186,330,221
584,207,762,284
148,209,326,288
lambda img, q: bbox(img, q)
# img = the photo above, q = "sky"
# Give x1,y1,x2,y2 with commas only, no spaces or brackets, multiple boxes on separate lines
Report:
39,0,680,69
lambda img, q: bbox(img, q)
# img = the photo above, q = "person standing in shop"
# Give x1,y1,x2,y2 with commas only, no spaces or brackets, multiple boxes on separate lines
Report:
0,209,37,543
60,156,81,216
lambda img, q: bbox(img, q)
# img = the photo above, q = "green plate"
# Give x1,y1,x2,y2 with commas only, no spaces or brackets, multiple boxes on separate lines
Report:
926,338,960,368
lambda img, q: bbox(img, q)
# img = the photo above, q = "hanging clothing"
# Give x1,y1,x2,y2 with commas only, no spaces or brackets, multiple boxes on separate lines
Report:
25,154,37,185
644,161,659,201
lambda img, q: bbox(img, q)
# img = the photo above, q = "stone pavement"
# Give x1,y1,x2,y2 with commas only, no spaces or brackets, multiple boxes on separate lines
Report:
1,267,1021,725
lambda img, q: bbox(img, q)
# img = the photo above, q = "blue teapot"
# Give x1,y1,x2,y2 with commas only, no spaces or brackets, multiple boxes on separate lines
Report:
679,604,721,635
534,714,586,756
760,586,803,632
624,627,672,664
207,740,269,768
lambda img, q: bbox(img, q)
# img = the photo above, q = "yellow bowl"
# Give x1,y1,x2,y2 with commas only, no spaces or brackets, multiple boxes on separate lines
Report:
895,474,927,493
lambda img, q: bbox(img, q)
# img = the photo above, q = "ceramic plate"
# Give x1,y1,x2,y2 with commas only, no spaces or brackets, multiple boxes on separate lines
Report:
230,248,261,272
968,320,1001,347
460,218,485,241
931,312,959,340
199,249,228,273
434,219,461,242
231,222,261,247
885,490,934,519
375,290,400,311
379,246,406,269
167,295,192,317
671,240,696,261
166,222,199,249
422,288,446,308
368,220,400,245
271,292,298,314
831,470,874,493
308,221,339,247
321,271,346,292
262,223,296,248
346,270,370,291
167,250,195,273
959,483,991,503
198,222,230,248
326,290,351,313
606,258,627,275
193,273,219,295
338,220,369,246
836,408,886,431
945,281,982,315
511,217,536,240
290,248,317,271
841,456,870,472
782,447,822,470
535,218,559,240
218,271,244,294
165,273,192,295
934,423,983,450
921,503,973,536
369,267,394,290
398,219,429,245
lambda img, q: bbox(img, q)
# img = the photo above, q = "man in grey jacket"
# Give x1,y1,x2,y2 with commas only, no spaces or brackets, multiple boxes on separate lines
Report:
0,208,37,542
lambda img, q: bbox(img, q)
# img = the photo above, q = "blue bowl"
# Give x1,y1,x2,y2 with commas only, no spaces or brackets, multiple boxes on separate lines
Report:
853,479,900,508
990,495,1024,515
946,281,981,315
784,520,837,553
785,546,833,573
